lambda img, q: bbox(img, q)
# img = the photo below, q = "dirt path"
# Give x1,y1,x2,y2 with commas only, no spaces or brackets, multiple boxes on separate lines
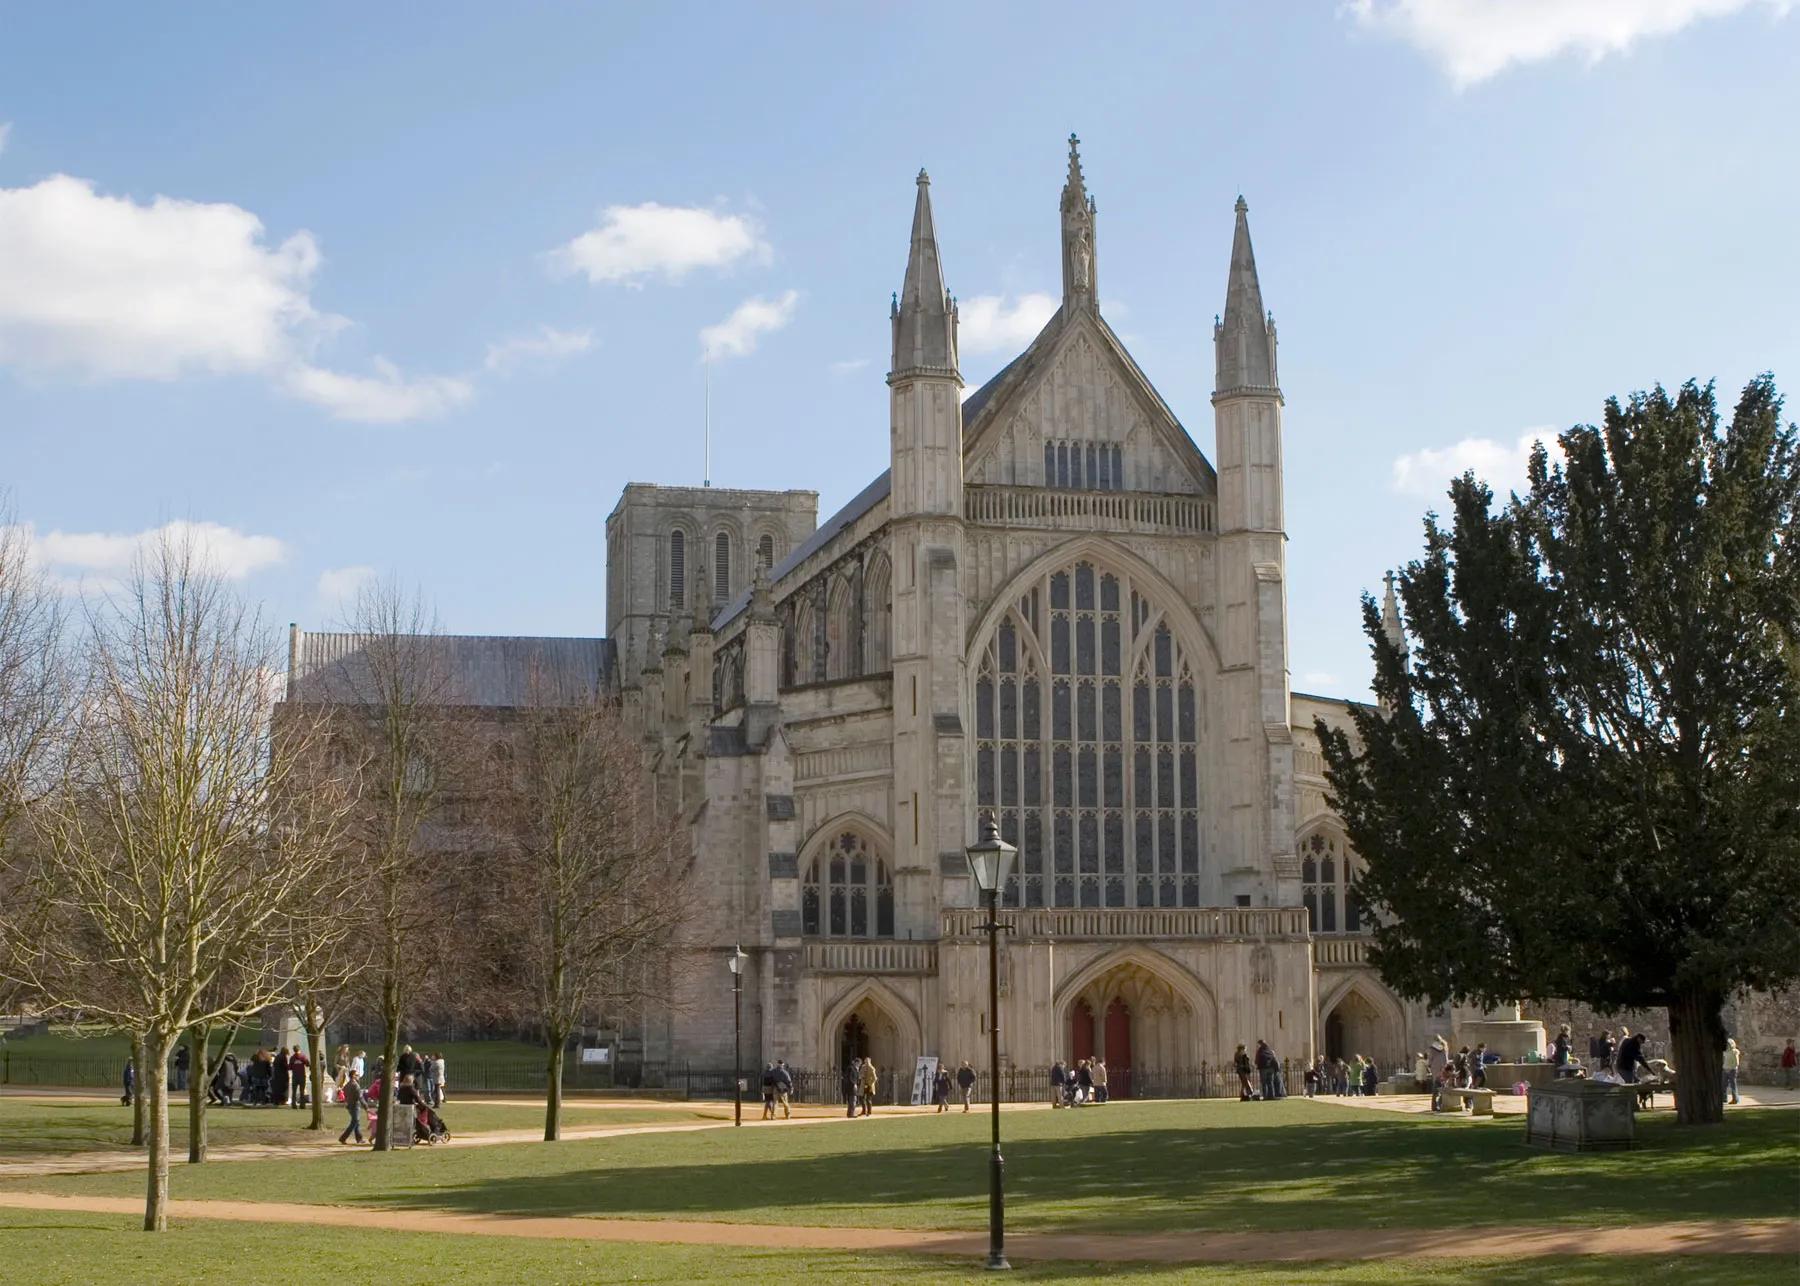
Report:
0,1189,1791,1262
0,1100,1046,1180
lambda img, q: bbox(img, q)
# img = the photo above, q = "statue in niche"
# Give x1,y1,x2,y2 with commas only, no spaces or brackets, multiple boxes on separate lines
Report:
1071,230,1092,293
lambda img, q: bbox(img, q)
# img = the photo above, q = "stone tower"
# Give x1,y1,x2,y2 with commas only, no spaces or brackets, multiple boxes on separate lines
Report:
1211,197,1296,905
887,170,968,934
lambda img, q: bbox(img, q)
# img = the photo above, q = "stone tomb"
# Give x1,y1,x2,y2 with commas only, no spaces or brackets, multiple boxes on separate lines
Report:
1525,1079,1636,1151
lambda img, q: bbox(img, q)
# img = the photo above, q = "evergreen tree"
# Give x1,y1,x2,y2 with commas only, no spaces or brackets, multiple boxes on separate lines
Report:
1319,377,1799,1125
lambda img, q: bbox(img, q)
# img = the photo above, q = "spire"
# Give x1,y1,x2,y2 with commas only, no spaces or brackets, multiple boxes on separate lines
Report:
1061,133,1096,306
889,169,958,380
1214,196,1278,395
1381,571,1408,656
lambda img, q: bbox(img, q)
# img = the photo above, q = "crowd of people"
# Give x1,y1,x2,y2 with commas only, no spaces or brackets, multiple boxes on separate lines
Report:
1303,1053,1382,1097
1048,1057,1109,1106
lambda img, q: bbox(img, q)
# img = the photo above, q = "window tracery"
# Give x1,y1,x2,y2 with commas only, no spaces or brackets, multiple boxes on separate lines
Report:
1301,830,1362,934
801,830,895,938
974,558,1203,908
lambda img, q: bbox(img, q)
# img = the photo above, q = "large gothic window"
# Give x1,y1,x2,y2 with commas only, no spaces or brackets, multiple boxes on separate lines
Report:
974,559,1203,909
1302,830,1362,934
801,831,895,938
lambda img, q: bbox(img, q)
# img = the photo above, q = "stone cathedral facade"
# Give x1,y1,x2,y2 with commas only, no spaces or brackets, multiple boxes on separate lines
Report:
604,139,1465,1086
293,140,1532,1087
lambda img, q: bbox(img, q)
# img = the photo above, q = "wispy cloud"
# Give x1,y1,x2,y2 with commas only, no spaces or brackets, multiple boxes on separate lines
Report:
7,518,287,591
1344,0,1792,88
317,564,377,606
700,290,799,359
959,292,1057,355
284,360,473,424
483,325,593,374
1391,427,1557,498
551,203,768,286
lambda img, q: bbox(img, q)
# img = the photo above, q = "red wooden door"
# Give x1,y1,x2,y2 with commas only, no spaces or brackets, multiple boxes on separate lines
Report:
1071,999,1096,1065
1104,998,1132,1097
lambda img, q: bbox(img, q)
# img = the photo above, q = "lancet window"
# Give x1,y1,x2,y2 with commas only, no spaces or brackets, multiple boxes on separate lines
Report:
1044,439,1124,491
801,830,895,938
974,558,1203,908
668,530,686,610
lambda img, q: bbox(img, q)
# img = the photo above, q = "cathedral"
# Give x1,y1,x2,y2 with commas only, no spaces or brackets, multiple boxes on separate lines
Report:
292,138,1542,1089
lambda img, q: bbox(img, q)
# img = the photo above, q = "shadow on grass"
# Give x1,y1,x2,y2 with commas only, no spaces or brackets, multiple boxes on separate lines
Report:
355,1107,1797,1235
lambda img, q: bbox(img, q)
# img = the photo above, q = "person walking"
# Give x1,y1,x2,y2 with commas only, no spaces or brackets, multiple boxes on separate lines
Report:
772,1059,793,1118
1233,1044,1256,1100
433,1052,447,1106
1049,1059,1068,1107
1615,1030,1647,1084
841,1058,859,1119
933,1064,952,1113
1722,1038,1741,1106
858,1055,879,1116
338,1070,365,1145
1254,1041,1280,1101
1092,1057,1108,1105
1781,1039,1797,1090
956,1059,977,1112
1074,1059,1093,1106
760,1062,778,1119
121,1056,135,1106
172,1043,189,1093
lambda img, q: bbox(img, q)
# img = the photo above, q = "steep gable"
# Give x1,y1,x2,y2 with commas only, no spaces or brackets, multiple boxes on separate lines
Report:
962,306,1215,496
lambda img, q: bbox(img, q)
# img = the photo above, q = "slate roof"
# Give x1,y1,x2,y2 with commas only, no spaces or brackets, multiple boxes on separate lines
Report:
287,631,612,708
711,468,893,631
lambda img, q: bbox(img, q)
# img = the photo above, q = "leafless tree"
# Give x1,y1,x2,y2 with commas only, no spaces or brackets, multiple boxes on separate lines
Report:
0,535,357,1231
488,671,692,1140
325,579,464,1151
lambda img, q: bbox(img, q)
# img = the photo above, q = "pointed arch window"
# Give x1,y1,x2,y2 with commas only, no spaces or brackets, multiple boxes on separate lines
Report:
1302,830,1362,934
801,831,894,938
757,533,776,570
974,557,1203,909
669,531,686,610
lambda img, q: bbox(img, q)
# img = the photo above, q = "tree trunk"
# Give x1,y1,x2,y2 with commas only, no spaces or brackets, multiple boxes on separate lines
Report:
130,1031,146,1147
1668,987,1726,1125
143,1033,174,1231
187,1024,209,1165
544,1039,564,1142
306,1004,327,1132
374,972,400,1152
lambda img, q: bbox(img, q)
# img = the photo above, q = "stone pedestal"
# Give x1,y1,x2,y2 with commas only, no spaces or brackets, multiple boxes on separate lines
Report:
1455,1003,1545,1062
1525,1079,1635,1151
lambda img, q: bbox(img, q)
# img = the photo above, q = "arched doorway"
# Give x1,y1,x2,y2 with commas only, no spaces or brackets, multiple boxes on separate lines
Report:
828,992,913,1083
1062,959,1202,1098
1322,985,1404,1070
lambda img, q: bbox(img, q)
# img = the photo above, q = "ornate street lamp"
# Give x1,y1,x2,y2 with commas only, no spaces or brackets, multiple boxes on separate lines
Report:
728,944,748,1127
965,814,1018,1271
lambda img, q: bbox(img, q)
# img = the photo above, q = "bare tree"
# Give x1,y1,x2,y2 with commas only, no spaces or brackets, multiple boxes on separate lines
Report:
0,535,356,1231
327,580,461,1152
490,672,692,1141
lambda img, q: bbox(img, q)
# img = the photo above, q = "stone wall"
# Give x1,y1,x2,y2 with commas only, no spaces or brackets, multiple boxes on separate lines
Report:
1525,989,1799,1083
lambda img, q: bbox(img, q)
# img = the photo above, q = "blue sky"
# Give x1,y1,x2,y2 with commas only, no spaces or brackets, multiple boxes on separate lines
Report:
2,2,1796,698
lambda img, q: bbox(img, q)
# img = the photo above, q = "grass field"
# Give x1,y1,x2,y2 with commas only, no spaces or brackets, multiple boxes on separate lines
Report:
0,1208,1769,1285
5,1098,1794,1235
0,1095,721,1156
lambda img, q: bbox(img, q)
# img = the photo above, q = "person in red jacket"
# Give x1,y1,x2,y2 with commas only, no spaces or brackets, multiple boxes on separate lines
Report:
1781,1039,1796,1091
289,1045,310,1109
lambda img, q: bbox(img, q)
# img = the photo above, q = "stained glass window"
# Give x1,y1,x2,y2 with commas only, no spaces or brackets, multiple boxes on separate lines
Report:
801,831,894,938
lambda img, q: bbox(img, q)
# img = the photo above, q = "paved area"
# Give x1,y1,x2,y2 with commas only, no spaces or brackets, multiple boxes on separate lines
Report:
1310,1084,1800,1117
0,1190,1792,1262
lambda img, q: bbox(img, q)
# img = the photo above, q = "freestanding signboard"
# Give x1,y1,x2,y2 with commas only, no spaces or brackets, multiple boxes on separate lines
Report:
911,1055,940,1106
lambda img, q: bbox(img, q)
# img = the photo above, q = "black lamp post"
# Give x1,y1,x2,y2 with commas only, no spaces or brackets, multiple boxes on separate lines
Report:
729,944,748,1127
965,814,1018,1272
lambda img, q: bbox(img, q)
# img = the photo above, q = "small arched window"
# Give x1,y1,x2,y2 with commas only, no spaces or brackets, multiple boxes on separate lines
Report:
669,531,686,610
757,533,775,570
801,831,894,938
714,532,731,601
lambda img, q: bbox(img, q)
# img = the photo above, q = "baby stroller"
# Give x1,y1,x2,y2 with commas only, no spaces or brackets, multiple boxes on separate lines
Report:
412,1100,451,1144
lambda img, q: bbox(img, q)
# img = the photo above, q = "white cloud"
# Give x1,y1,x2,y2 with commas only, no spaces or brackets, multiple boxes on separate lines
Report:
1345,0,1791,88
551,203,768,285
1391,427,1557,498
0,123,11,156
483,325,593,374
283,359,473,424
959,292,1057,355
700,290,799,359
317,564,377,605
0,172,474,424
13,518,286,589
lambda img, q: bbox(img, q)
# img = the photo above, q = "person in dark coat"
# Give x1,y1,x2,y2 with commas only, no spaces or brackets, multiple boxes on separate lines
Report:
1233,1044,1256,1100
840,1059,859,1118
1049,1059,1067,1107
338,1070,366,1145
268,1046,289,1107
121,1056,135,1106
933,1065,952,1112
1615,1032,1648,1084
172,1043,189,1092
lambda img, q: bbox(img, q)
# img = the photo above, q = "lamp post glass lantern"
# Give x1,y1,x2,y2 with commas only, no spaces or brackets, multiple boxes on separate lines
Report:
729,945,748,1126
965,814,1017,1271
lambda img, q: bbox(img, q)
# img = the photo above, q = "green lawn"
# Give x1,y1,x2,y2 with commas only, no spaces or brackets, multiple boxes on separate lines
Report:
0,1095,719,1156
0,1208,1767,1285
6,1099,1795,1235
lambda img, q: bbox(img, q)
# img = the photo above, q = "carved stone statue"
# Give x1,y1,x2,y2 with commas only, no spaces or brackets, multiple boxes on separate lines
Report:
1071,231,1092,293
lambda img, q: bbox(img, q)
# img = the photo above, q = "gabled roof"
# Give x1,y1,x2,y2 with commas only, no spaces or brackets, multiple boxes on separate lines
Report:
287,632,612,708
961,303,1217,492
